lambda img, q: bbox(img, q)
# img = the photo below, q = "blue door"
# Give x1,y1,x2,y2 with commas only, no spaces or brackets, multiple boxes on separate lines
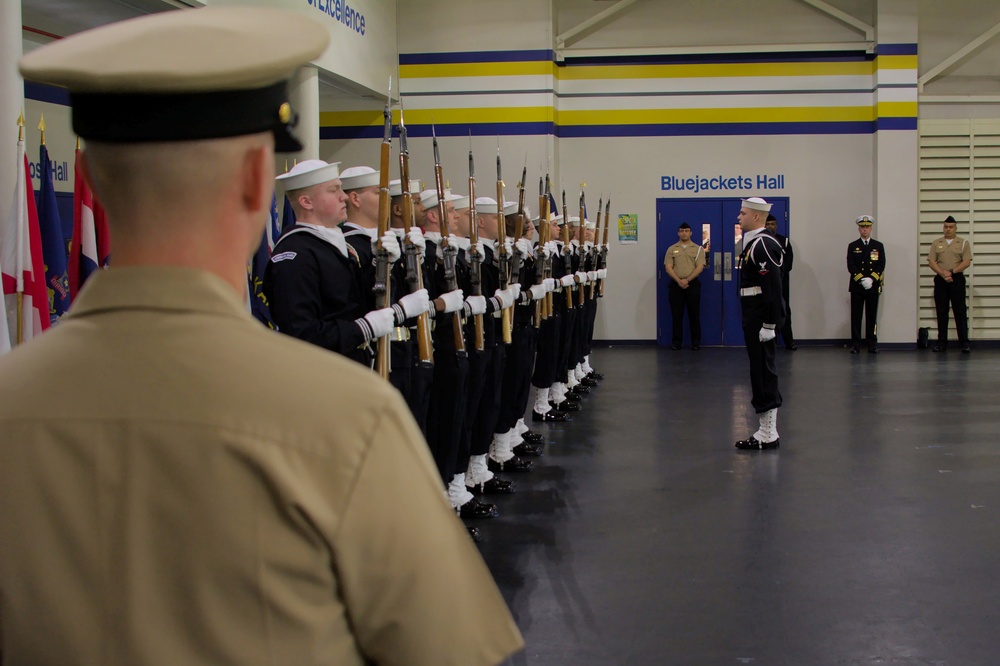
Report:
657,197,789,347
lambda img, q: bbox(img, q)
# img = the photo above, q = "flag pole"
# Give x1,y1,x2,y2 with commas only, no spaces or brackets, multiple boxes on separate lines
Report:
15,112,24,344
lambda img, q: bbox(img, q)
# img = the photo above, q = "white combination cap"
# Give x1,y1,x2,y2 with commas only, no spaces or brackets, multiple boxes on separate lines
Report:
856,215,874,226
420,188,462,209
276,160,341,190
388,179,422,197
339,166,379,190
742,197,772,213
474,196,499,214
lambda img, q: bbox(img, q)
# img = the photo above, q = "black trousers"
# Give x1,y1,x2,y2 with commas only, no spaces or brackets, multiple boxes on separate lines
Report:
557,303,577,382
426,350,469,485
742,304,782,414
457,345,491,473
472,342,506,457
850,288,880,347
668,278,701,347
531,313,561,389
389,338,433,436
499,321,536,432
933,273,969,345
779,271,794,347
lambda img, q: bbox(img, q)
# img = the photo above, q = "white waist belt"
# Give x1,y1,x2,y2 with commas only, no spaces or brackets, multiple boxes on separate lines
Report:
740,286,762,297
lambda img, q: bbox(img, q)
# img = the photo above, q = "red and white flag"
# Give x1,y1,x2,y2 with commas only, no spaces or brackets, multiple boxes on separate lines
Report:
2,134,51,348
69,147,110,301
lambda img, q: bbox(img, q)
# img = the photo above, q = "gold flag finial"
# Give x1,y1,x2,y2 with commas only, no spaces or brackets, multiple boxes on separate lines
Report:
76,136,81,150
580,180,587,190
38,113,46,145
17,110,24,141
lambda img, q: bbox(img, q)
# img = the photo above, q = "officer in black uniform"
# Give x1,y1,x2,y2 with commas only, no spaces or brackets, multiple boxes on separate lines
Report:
847,214,886,354
734,197,785,451
764,214,796,350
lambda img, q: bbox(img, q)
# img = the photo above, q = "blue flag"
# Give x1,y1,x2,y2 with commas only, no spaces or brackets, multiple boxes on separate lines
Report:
248,194,278,327
281,192,296,232
37,144,70,324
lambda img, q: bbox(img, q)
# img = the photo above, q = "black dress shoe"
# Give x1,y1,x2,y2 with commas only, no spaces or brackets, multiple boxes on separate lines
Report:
521,430,544,443
488,455,534,473
513,441,543,457
868,346,880,354
580,376,598,387
466,526,482,542
587,371,604,381
962,344,971,354
735,436,780,450
467,477,515,495
692,345,700,351
551,400,581,412
532,409,567,422
569,385,592,395
850,346,860,354
671,344,681,350
785,344,797,351
459,498,498,519
932,344,946,352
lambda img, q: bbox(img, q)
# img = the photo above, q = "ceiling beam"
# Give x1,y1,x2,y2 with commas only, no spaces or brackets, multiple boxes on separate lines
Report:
797,0,874,42
919,20,1000,92
555,0,642,50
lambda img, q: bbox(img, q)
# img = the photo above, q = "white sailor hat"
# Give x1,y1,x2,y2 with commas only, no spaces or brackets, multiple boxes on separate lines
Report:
339,166,379,190
565,215,580,227
474,196,499,214
388,179,422,197
584,218,596,229
856,215,874,227
452,195,471,211
276,160,342,190
503,201,519,216
19,7,329,152
420,188,462,209
741,197,772,213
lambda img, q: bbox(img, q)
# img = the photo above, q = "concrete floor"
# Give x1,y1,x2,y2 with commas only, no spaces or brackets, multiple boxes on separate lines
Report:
480,345,1000,666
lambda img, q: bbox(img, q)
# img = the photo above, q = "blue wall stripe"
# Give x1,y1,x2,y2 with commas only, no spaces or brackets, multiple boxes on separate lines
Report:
24,81,70,106
876,117,918,131
876,43,918,56
555,121,877,137
322,121,556,140
400,50,554,65
562,51,874,66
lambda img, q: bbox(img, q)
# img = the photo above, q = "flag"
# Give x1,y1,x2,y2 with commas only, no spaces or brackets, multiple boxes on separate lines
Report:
2,134,50,346
281,191,296,232
247,193,278,327
37,142,70,323
0,244,9,354
69,147,110,301
547,191,558,219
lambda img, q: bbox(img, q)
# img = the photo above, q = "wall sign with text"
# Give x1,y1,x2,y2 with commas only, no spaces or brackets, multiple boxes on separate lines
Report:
661,174,786,194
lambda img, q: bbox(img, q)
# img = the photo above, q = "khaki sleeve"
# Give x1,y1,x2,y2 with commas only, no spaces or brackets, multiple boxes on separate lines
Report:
697,246,706,267
334,392,523,666
962,239,973,262
927,242,937,264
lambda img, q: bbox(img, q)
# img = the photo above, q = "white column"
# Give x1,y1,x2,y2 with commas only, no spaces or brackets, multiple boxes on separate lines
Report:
1,1,25,214
289,65,320,162
874,0,919,343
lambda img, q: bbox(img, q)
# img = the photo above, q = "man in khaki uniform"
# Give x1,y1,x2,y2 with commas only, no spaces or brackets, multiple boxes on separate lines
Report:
1,7,523,665
927,215,973,353
663,222,707,350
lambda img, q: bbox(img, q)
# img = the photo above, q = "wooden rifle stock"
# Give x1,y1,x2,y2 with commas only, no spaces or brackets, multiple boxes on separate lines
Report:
561,190,573,308
432,128,467,355
599,197,611,297
496,148,512,344
577,192,586,307
590,196,602,299
467,148,485,352
533,176,548,328
398,115,433,365
373,92,392,379
509,165,526,282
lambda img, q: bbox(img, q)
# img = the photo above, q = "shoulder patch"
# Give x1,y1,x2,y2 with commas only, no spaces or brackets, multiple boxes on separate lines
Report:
271,251,297,263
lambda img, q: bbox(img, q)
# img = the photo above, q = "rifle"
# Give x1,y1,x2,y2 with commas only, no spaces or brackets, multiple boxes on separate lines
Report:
373,81,392,379
398,102,433,366
467,140,485,352
598,197,611,297
533,175,549,328
577,191,587,307
542,175,554,320
432,126,467,355
496,144,512,344
560,190,574,308
590,196,602,299
509,163,527,282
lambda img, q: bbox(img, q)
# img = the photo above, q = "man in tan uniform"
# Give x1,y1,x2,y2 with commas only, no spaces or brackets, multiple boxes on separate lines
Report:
663,222,707,350
0,7,523,665
927,215,973,353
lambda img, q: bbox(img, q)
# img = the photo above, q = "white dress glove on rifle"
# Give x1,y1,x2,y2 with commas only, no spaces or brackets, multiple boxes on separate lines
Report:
466,241,486,263
358,307,395,342
373,231,401,264
528,284,547,301
759,325,776,343
543,241,559,258
407,227,426,254
543,278,557,292
587,271,598,282
393,288,430,324
492,287,514,310
464,294,487,316
575,271,589,284
860,277,873,290
503,238,514,255
509,283,522,301
515,238,532,256
559,275,575,288
597,268,607,279
437,288,465,314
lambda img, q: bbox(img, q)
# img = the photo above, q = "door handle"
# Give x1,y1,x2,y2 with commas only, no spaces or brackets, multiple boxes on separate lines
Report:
714,252,722,279
724,252,732,281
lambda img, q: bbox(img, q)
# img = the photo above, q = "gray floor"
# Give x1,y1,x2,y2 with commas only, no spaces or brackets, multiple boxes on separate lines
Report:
480,345,1000,666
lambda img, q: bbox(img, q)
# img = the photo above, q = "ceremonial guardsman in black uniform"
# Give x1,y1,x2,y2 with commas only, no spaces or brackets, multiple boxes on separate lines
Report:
263,161,429,366
765,214,796,350
847,214,886,354
735,197,785,450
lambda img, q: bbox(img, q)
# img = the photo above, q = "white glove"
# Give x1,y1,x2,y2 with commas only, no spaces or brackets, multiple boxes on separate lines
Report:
543,278,557,292
407,227,426,254
515,238,532,256
528,283,547,301
375,231,401,264
759,326,776,343
562,243,573,257
361,307,395,340
861,277,873,290
466,240,485,262
493,287,515,310
465,294,487,316
597,268,607,279
438,288,465,314
509,283,522,301
587,271,598,282
503,238,514,255
543,241,559,258
395,288,430,322
559,275,575,288
575,271,589,284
